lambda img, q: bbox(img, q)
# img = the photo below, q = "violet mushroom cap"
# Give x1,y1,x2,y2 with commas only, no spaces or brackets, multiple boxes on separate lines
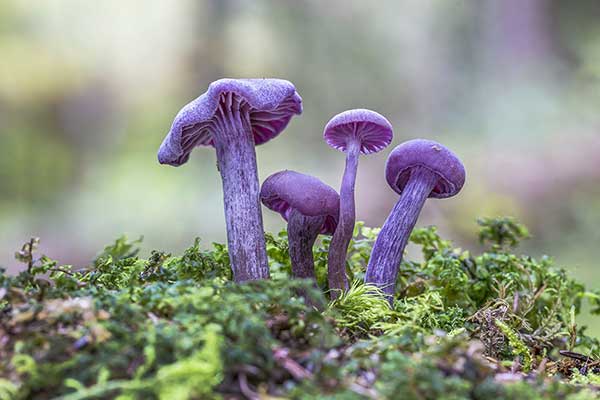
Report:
323,109,393,154
158,78,302,165
385,139,465,199
157,78,302,283
322,109,393,296
365,139,465,301
261,170,339,280
260,170,339,234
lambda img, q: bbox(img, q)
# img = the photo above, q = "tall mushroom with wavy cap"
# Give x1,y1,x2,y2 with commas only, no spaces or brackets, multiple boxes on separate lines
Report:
261,170,339,280
323,109,393,296
158,79,302,282
365,139,465,301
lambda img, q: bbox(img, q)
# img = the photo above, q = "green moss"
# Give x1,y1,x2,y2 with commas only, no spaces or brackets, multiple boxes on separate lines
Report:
326,281,391,335
494,319,533,372
1,217,599,399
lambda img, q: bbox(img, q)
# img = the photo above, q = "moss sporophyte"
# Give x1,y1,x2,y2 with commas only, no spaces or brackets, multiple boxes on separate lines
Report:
2,218,600,399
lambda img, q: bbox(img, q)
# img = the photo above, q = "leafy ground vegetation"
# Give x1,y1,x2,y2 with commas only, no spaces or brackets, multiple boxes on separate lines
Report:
1,218,600,399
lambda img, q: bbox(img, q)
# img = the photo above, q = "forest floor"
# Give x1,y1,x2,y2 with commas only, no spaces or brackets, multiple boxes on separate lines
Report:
1,218,600,399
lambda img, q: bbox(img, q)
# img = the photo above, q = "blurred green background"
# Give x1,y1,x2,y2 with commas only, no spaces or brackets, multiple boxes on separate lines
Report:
1,1,599,332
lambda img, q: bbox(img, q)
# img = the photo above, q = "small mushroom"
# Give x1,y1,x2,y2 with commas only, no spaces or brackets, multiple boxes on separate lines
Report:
364,139,465,301
158,79,302,282
323,109,393,296
260,170,339,280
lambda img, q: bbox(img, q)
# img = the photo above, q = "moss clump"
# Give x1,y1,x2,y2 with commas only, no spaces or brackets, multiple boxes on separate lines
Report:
1,218,599,399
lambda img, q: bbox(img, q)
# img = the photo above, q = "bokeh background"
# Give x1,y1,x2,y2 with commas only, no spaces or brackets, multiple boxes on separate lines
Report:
1,1,599,332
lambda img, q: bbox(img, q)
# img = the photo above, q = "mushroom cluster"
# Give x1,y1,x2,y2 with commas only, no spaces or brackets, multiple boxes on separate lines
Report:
158,78,466,303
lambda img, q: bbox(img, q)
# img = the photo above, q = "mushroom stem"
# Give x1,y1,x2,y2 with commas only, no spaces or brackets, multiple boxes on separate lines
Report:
287,209,325,279
327,139,360,297
365,166,438,302
213,96,269,282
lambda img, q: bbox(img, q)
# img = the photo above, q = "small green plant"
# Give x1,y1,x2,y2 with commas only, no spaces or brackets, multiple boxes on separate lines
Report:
477,217,530,250
494,319,533,372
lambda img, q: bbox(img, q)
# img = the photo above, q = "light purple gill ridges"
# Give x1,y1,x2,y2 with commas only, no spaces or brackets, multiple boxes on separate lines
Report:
385,139,466,199
260,170,339,235
158,78,303,166
323,109,393,154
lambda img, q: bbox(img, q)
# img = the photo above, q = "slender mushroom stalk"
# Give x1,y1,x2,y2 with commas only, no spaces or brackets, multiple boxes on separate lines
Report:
326,139,359,295
260,170,339,280
323,109,393,297
365,139,466,302
158,79,302,282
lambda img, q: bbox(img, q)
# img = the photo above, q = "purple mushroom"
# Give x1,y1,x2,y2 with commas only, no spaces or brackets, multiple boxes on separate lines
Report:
364,139,465,301
158,79,302,282
260,170,339,280
323,109,393,296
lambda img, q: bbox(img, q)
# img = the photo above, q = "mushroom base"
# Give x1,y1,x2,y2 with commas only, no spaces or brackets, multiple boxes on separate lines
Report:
364,166,438,302
287,209,325,280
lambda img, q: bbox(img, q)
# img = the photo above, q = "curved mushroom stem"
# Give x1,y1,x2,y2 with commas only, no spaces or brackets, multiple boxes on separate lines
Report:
327,139,360,298
287,209,325,279
213,93,269,282
365,166,438,303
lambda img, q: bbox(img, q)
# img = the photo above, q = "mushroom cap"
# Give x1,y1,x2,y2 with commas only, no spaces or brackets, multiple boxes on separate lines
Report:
260,170,339,235
323,109,393,154
385,139,465,199
158,78,303,166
